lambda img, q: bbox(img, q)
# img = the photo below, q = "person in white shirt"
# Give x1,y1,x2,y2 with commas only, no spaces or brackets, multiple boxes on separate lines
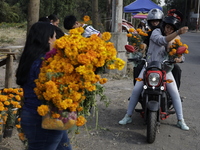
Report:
63,15,101,38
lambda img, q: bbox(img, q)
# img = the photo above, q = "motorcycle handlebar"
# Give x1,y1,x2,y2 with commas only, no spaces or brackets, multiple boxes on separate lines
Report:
163,60,176,64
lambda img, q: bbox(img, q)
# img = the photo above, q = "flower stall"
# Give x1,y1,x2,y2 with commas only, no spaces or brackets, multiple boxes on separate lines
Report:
0,88,23,140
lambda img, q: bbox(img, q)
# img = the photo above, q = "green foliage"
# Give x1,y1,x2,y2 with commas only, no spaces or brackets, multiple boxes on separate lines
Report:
0,1,26,23
1,0,182,27
0,22,26,28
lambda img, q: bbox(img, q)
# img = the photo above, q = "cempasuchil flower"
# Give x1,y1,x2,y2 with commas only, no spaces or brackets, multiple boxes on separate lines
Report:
35,27,125,130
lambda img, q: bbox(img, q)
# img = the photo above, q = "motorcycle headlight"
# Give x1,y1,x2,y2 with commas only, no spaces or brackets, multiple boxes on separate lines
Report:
148,73,161,87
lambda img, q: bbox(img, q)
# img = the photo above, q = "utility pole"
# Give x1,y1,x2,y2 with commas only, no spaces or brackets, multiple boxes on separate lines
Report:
110,0,127,75
111,0,122,32
92,0,98,30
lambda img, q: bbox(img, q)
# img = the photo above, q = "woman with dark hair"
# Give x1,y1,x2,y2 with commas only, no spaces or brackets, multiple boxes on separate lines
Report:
48,14,60,27
16,22,72,150
38,16,50,23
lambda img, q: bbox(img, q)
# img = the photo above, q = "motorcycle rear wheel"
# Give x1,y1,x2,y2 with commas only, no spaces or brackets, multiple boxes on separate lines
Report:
147,111,157,143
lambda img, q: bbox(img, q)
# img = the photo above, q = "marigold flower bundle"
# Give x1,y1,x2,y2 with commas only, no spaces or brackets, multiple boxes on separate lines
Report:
0,88,23,141
34,27,125,130
0,88,23,122
168,39,189,59
127,28,148,52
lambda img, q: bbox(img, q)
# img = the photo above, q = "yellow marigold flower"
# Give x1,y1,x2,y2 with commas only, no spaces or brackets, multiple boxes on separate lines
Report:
171,48,177,54
114,58,126,70
13,110,17,114
87,85,96,91
3,88,8,93
16,124,21,128
8,94,14,98
77,53,91,65
107,64,115,70
174,39,180,43
83,15,90,22
0,95,8,101
15,95,21,101
184,50,189,54
99,78,108,84
183,44,188,49
0,106,4,111
129,28,135,32
52,113,60,119
127,33,132,37
102,32,111,41
77,107,83,112
76,115,87,126
17,118,21,122
169,51,174,56
37,105,49,116
4,101,10,106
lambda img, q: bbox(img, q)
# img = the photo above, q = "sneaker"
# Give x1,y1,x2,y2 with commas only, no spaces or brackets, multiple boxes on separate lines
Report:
119,114,132,125
177,119,189,131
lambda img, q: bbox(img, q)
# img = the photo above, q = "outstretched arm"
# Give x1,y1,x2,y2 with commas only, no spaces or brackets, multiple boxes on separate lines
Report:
165,26,188,42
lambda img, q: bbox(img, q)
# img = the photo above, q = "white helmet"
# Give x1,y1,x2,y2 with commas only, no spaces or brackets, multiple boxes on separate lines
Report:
147,8,164,29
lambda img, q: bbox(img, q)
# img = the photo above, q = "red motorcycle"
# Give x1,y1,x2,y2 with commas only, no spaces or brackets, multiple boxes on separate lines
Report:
128,57,176,143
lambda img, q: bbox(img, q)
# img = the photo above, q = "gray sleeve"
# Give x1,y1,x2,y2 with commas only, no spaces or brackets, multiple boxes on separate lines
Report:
150,29,168,46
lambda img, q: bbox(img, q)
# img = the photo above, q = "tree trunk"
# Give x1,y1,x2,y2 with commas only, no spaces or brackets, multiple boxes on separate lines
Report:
92,0,98,29
27,0,40,35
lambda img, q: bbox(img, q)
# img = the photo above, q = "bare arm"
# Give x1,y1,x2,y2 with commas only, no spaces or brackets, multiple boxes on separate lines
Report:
165,26,188,42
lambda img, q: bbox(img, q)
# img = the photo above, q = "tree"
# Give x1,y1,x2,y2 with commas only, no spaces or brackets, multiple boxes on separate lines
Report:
27,0,40,34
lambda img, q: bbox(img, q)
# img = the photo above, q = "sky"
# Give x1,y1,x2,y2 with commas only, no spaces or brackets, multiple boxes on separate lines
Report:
160,0,165,6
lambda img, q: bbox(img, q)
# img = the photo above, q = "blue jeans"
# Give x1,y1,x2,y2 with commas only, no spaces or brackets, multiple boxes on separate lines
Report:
20,109,72,150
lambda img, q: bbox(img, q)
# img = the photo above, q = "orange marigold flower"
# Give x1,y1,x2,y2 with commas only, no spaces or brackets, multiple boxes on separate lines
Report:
128,28,135,32
83,15,90,22
76,115,87,126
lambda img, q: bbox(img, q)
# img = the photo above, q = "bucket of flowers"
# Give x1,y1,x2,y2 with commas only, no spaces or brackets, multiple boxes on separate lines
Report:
125,28,148,66
0,88,23,138
34,27,125,132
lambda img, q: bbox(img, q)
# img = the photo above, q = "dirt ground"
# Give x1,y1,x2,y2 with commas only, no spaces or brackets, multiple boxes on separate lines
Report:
0,27,136,150
1,27,195,150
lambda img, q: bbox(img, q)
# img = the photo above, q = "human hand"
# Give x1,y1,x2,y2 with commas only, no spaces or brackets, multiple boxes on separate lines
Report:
177,27,188,35
174,57,183,63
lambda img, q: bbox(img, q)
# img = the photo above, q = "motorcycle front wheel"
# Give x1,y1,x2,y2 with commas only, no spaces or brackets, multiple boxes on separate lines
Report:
147,111,157,143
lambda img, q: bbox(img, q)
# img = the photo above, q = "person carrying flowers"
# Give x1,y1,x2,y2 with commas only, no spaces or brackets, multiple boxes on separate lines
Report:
119,10,190,131
16,22,72,150
63,15,102,38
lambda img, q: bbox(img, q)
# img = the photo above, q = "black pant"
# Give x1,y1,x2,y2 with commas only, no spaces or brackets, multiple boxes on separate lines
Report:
171,63,182,90
133,63,182,90
133,61,145,85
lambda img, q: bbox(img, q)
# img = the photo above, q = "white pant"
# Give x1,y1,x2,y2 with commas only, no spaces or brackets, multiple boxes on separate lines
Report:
127,68,183,120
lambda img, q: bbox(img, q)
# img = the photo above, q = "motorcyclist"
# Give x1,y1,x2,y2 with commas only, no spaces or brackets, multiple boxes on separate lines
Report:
119,10,189,131
133,8,164,85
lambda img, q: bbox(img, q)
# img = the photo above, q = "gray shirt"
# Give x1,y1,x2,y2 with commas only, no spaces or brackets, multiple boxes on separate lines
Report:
146,28,168,64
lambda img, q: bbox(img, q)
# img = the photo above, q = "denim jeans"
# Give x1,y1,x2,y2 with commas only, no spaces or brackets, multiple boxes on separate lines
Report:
20,109,72,150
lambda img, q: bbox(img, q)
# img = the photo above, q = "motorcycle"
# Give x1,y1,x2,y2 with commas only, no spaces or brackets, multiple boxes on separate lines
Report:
128,56,176,144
